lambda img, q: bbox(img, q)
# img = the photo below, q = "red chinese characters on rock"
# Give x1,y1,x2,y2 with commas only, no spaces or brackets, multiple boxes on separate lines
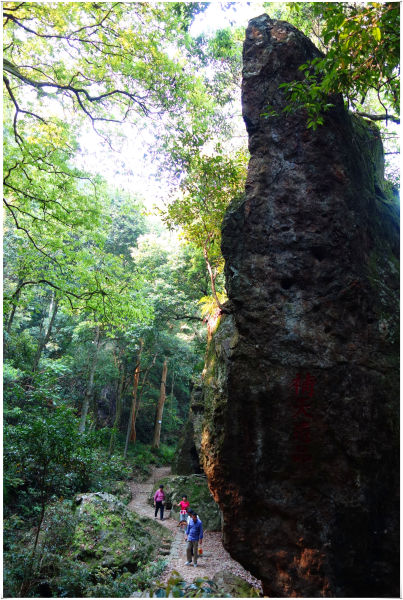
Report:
291,373,316,463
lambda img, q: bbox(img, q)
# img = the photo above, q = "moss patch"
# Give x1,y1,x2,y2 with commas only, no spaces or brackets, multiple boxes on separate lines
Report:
212,570,260,597
72,492,165,571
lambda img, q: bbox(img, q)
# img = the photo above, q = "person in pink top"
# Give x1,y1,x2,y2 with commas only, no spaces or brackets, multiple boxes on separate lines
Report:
154,485,165,520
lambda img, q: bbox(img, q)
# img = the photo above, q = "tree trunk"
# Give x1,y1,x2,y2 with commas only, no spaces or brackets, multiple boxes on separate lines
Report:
170,370,175,401
32,296,59,373
152,359,168,449
5,278,24,337
129,343,144,443
19,463,48,597
5,299,18,337
131,352,158,443
123,339,144,457
108,361,126,455
203,244,230,314
79,325,100,433
165,369,175,429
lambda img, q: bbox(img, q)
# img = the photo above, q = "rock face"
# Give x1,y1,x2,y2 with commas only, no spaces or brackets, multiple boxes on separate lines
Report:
172,379,204,475
201,15,399,598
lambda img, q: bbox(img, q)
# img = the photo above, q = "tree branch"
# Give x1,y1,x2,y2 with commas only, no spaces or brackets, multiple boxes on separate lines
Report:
171,314,204,322
3,183,81,227
3,197,63,267
4,60,149,117
3,74,47,143
203,243,231,314
10,278,108,303
355,111,400,124
3,3,26,12
3,11,122,50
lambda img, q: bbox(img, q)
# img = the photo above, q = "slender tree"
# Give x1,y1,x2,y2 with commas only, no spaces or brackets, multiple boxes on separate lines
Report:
108,354,126,456
123,339,144,457
79,325,101,433
163,151,248,313
32,294,59,373
130,352,158,447
152,359,168,449
130,339,144,443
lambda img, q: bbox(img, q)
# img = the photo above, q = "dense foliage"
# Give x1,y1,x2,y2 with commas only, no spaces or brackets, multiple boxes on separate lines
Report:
3,4,214,595
281,2,399,123
265,2,400,180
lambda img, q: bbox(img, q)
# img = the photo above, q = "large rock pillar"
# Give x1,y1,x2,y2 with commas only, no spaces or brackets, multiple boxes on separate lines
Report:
201,15,399,597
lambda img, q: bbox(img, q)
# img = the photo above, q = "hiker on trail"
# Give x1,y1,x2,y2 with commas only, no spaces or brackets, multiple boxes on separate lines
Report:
185,507,200,538
154,484,165,520
184,509,199,558
176,494,190,528
186,507,199,523
184,512,203,567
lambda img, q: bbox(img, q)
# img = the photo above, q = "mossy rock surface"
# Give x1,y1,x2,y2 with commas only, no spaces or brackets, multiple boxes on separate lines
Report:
72,492,165,571
150,474,222,531
104,480,132,504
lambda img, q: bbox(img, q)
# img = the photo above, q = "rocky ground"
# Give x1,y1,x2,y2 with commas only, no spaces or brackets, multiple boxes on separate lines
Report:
128,467,262,592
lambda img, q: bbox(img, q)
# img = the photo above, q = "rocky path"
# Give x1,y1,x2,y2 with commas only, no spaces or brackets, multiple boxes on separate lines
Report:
127,466,171,516
128,467,262,591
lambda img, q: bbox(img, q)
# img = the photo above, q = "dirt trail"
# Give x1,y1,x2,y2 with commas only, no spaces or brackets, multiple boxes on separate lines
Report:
128,467,262,590
128,466,171,516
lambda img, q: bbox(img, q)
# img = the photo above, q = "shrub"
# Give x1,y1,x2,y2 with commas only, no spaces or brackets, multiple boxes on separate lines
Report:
155,444,176,465
84,560,167,598
4,499,168,598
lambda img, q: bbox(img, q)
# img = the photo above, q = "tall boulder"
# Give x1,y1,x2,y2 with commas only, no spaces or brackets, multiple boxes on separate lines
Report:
172,379,204,475
201,15,399,598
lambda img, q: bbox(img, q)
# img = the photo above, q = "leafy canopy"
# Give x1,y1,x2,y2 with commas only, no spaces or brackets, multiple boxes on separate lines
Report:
265,2,400,129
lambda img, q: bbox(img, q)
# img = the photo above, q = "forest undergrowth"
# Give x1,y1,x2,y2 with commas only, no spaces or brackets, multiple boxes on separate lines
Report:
4,438,176,598
4,441,241,598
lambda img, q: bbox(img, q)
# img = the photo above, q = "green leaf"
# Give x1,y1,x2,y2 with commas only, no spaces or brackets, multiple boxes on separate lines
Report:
372,27,381,42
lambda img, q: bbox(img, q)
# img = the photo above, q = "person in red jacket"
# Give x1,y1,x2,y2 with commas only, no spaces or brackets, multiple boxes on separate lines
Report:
176,494,190,528
154,485,165,520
